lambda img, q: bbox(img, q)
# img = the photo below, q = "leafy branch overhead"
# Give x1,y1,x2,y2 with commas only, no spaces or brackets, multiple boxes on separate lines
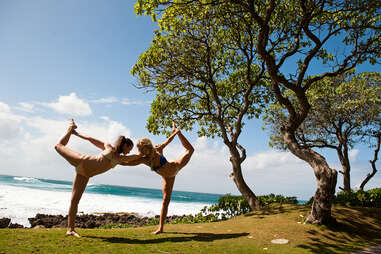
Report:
132,1,270,140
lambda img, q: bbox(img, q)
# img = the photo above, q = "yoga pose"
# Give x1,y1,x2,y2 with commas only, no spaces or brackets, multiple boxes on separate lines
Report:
122,123,194,234
54,119,142,238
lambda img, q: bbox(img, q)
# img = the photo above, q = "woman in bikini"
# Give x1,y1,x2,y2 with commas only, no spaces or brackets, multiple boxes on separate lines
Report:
54,119,142,237
122,122,194,235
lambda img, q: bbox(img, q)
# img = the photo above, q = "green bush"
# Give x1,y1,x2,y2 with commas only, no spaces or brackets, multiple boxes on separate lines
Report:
207,194,251,218
367,188,381,207
306,188,381,208
169,213,219,225
334,188,381,208
200,193,299,220
258,193,298,206
147,217,159,225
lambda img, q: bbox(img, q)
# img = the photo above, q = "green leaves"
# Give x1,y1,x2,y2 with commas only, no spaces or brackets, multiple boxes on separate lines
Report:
132,1,269,140
264,71,381,150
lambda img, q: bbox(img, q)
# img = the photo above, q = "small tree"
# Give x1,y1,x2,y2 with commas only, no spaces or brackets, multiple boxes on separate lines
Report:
132,2,269,210
264,72,381,192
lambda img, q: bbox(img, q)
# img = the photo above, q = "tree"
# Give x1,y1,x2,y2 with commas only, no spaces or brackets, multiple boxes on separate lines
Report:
132,2,269,210
264,72,381,192
135,0,381,224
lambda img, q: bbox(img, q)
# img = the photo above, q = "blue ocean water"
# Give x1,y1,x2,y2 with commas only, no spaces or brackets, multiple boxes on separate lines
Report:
0,174,221,204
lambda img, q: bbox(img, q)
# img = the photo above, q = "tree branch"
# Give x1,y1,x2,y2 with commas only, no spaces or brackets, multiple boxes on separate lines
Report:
360,133,380,190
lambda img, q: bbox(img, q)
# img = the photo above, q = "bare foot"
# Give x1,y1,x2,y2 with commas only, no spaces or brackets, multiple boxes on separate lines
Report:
152,229,163,235
68,118,78,132
66,230,81,238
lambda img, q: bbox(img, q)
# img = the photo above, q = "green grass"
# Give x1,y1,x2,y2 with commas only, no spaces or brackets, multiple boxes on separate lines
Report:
1,204,380,254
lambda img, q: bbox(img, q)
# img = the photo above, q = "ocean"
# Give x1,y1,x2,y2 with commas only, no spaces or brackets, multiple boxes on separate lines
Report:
0,174,222,227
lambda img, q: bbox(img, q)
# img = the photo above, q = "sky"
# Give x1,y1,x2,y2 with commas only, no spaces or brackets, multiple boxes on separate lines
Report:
0,0,380,200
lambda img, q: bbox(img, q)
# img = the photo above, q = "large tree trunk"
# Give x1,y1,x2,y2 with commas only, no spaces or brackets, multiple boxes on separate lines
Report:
337,146,351,192
229,153,261,210
283,130,337,224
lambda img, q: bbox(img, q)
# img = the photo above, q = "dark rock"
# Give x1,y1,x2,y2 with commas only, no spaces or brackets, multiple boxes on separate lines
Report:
28,214,65,228
8,223,24,228
26,213,189,228
0,218,10,228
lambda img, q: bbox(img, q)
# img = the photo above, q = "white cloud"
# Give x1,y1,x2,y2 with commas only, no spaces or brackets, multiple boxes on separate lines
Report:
349,149,359,162
121,98,149,105
0,118,22,141
91,97,119,104
15,102,35,113
0,101,24,142
42,93,92,116
0,114,134,181
243,150,303,171
0,102,11,113
87,97,149,106
98,117,132,143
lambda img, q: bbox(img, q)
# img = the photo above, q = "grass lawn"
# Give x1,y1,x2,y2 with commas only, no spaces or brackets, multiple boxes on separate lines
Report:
1,204,380,254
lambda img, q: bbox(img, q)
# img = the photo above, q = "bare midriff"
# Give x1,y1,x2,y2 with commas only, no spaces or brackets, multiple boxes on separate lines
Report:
78,154,114,177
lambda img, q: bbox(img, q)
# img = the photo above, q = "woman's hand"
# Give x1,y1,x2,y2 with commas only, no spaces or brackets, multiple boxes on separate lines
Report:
172,122,180,134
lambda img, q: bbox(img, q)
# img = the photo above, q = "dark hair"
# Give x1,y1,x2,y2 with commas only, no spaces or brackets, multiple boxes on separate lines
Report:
114,136,133,154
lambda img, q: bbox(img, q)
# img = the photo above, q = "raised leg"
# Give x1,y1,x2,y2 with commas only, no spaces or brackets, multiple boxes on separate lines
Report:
174,130,194,169
58,119,77,146
55,119,82,167
153,177,175,235
66,173,89,238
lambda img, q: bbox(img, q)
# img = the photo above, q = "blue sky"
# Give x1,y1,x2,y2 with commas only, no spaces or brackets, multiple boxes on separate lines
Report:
0,0,379,200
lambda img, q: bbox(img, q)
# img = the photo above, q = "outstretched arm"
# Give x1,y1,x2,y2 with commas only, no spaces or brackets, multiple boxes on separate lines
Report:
119,156,150,166
155,122,180,153
118,154,145,164
73,130,109,150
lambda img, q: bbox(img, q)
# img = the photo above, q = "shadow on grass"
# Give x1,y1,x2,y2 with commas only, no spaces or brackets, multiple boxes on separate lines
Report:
296,207,381,254
244,204,310,218
85,231,249,244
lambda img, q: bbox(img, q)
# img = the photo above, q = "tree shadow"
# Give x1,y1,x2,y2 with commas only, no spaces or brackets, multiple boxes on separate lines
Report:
296,207,381,254
244,204,310,218
85,231,249,244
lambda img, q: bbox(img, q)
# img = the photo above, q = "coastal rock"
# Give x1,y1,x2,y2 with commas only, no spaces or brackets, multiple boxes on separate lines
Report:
28,214,65,228
0,218,11,228
27,213,189,228
8,223,24,228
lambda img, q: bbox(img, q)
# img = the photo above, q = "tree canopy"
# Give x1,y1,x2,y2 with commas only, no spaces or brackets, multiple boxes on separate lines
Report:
132,1,271,210
264,71,381,191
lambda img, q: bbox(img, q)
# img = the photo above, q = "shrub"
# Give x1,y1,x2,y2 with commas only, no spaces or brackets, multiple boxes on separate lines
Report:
367,188,381,207
306,188,381,208
198,193,299,221
258,193,298,206
147,217,159,225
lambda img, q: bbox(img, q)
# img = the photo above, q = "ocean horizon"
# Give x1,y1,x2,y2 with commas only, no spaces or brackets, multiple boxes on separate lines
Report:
0,174,222,227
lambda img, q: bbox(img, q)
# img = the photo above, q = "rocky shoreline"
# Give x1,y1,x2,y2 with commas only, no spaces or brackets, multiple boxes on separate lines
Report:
0,213,188,229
